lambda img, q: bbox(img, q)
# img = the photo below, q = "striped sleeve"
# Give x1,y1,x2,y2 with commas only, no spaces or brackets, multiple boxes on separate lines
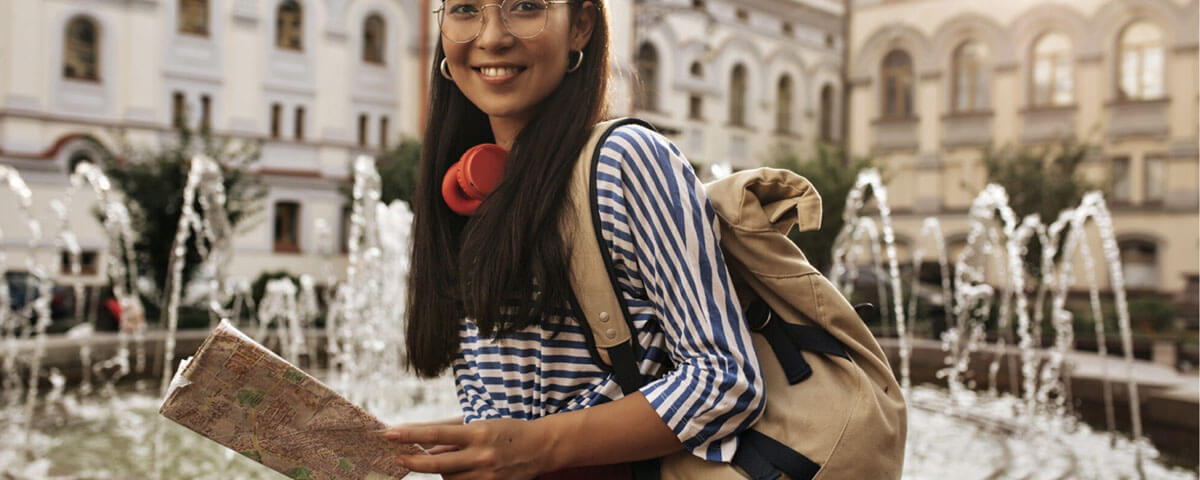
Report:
595,124,766,462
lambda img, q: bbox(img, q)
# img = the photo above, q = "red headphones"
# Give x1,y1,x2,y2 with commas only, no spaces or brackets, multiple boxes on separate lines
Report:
442,143,508,216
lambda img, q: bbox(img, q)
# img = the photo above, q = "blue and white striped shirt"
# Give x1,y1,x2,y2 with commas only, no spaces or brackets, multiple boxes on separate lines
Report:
452,124,765,462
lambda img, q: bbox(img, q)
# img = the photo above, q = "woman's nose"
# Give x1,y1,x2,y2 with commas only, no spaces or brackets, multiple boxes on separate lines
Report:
476,6,515,49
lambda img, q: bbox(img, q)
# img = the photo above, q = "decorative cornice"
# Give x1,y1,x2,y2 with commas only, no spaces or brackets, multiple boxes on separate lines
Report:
993,63,1018,74
1172,44,1200,55
232,0,259,26
847,76,872,87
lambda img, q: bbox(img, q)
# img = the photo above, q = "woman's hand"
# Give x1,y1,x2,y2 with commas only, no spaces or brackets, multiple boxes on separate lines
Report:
384,418,552,480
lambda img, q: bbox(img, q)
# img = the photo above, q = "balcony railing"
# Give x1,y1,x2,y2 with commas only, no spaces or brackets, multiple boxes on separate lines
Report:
871,116,919,153
1019,105,1077,143
1107,98,1170,141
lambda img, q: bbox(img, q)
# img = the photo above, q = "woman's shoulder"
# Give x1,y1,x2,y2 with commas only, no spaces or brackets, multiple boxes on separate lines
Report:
598,122,683,169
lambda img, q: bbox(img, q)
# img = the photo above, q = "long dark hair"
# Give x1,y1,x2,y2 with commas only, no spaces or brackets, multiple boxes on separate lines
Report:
406,0,611,377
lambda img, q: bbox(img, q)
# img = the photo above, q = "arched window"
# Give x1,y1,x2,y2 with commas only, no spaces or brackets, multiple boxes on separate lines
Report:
172,91,187,129
68,151,95,175
881,49,913,118
775,75,793,133
363,14,385,64
179,0,209,35
690,61,703,78
358,113,368,146
379,116,389,150
1031,32,1073,106
729,64,748,126
276,0,303,51
63,17,99,81
1119,238,1159,290
274,201,301,253
819,83,835,142
1118,21,1164,100
952,40,989,112
634,43,659,111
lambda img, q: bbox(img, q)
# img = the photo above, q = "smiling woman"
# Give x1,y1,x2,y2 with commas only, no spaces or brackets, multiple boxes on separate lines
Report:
393,0,766,479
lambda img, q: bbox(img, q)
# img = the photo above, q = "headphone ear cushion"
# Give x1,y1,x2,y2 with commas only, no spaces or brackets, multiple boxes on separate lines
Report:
442,162,482,215
459,144,508,200
456,157,484,200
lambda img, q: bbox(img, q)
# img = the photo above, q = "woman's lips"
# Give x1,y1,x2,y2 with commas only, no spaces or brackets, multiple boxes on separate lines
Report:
473,66,526,85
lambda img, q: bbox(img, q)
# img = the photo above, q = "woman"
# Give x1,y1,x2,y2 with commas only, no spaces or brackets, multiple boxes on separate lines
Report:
384,0,765,478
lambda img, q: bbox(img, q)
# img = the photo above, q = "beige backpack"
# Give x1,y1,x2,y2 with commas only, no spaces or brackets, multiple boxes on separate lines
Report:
562,118,907,480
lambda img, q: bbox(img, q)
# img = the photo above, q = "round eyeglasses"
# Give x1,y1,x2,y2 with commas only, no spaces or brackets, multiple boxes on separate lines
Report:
434,0,572,44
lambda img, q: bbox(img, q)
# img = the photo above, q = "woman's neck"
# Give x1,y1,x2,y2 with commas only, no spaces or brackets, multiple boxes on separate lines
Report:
488,115,529,151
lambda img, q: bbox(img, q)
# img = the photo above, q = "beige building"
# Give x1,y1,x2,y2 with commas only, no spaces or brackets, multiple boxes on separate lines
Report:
0,0,636,288
0,0,435,285
630,0,844,172
846,0,1199,296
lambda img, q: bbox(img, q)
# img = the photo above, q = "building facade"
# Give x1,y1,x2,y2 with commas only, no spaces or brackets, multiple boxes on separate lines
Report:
846,0,1199,295
630,0,844,172
0,0,433,283
0,0,636,286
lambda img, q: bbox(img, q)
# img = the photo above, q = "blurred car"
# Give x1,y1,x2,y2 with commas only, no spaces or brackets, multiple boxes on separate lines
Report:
840,265,951,336
4,271,89,331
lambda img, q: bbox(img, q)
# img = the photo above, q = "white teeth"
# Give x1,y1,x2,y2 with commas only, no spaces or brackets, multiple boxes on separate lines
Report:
481,67,520,77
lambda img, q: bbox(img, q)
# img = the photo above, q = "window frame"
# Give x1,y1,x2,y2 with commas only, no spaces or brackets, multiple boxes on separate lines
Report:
1118,238,1160,290
358,114,369,147
199,94,211,133
1110,155,1132,204
634,43,659,112
951,40,990,113
379,116,390,150
178,0,210,36
775,75,793,134
1030,32,1074,107
63,16,101,82
688,94,703,121
276,0,304,51
729,64,749,127
1117,20,1165,101
273,201,302,253
270,103,282,139
1143,155,1166,204
172,91,187,129
362,13,386,64
294,106,306,140
880,49,914,119
819,83,835,142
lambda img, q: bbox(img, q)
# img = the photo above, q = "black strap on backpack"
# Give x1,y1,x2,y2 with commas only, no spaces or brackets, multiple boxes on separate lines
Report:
744,300,850,385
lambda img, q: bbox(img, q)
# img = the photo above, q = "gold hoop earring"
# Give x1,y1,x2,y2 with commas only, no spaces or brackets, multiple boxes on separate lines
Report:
566,51,583,73
440,58,453,81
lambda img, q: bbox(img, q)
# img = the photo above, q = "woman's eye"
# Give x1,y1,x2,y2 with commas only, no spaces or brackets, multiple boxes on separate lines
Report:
508,1,544,13
448,4,479,16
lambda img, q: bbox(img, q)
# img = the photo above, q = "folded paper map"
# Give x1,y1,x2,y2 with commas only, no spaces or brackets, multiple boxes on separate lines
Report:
160,319,421,479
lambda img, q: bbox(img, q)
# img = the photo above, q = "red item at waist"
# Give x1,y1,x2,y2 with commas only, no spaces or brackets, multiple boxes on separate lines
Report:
536,463,633,480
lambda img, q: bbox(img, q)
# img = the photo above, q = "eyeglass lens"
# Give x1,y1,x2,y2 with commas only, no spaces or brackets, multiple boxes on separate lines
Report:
439,0,551,42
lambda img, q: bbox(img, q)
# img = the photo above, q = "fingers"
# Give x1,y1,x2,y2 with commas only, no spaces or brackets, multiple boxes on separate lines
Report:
397,449,481,474
426,445,462,455
384,424,474,446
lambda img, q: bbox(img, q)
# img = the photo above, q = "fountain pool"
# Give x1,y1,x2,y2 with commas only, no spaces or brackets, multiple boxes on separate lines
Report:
0,158,1195,479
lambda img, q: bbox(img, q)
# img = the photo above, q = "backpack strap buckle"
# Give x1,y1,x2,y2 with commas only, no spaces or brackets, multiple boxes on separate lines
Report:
745,300,773,332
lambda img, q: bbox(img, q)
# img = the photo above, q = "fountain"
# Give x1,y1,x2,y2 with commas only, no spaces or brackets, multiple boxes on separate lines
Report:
833,169,1194,478
0,158,1193,478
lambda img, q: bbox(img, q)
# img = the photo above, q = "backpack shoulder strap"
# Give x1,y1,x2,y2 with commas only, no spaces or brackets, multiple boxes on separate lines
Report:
565,117,655,395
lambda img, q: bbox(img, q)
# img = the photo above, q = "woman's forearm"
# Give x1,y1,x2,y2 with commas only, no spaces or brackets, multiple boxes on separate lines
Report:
533,391,683,471
385,392,683,477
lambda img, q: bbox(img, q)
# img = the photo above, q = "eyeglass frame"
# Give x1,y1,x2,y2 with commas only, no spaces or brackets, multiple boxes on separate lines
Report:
433,0,573,44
